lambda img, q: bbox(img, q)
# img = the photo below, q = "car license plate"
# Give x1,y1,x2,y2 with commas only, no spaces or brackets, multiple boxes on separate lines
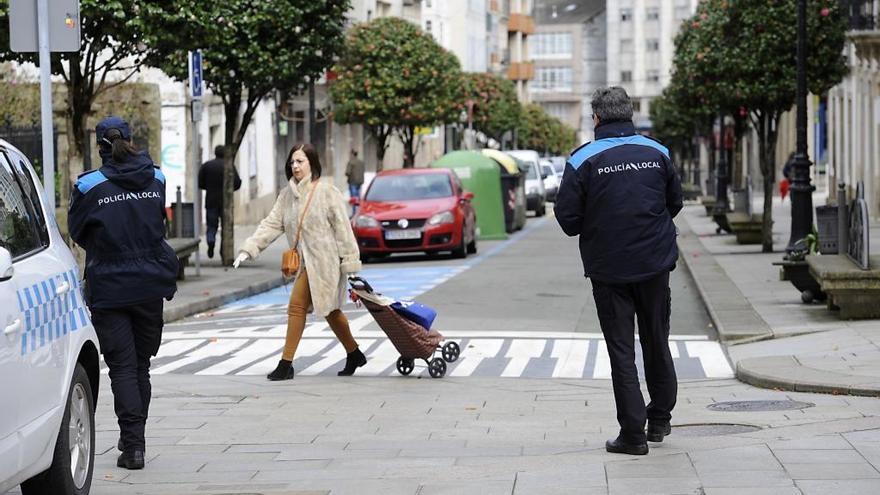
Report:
385,229,421,240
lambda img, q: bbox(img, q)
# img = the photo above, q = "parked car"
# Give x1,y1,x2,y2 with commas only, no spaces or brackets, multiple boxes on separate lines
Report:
540,159,560,202
352,168,477,261
0,140,100,495
547,156,567,176
505,150,546,216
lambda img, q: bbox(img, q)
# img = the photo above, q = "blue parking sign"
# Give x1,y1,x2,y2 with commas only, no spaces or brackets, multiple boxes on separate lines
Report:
189,50,203,100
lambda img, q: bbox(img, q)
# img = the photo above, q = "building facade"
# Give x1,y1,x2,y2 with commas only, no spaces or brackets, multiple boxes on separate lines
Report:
530,0,605,143
507,0,536,101
605,0,697,129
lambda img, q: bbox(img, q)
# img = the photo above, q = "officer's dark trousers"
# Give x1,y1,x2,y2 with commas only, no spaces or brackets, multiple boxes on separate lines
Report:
91,300,164,452
591,271,677,444
205,207,221,246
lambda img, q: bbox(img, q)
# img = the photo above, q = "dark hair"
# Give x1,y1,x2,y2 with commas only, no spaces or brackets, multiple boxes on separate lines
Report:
284,143,322,181
215,145,226,159
101,128,139,162
590,86,634,123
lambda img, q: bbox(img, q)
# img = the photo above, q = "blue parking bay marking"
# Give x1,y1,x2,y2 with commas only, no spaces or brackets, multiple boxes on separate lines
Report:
17,269,88,356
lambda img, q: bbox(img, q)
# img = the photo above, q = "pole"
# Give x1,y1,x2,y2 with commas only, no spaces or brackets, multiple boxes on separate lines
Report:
713,113,729,214
307,81,316,145
192,105,201,276
36,0,55,211
786,0,816,254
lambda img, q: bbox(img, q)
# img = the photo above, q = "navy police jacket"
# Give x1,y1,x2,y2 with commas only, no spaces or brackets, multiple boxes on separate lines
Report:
68,151,178,308
554,120,683,284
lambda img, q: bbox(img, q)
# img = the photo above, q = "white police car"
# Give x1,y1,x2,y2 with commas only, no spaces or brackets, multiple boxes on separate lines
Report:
0,140,99,495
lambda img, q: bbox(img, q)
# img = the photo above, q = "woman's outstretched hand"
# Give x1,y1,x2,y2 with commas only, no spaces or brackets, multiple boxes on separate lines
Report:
232,252,250,269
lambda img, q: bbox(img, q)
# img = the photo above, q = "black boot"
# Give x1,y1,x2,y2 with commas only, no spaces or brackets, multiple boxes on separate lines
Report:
267,359,294,381
207,242,215,259
117,450,145,470
605,437,648,455
647,422,672,442
338,348,367,376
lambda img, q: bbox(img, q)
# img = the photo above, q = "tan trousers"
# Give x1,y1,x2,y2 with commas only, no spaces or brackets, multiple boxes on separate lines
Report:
282,270,358,361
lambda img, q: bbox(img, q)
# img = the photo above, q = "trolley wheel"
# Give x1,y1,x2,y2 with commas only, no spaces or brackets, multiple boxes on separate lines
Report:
428,358,447,378
442,342,461,363
396,357,415,376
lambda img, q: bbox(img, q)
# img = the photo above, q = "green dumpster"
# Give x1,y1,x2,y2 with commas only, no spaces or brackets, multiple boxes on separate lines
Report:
481,149,527,233
430,151,507,240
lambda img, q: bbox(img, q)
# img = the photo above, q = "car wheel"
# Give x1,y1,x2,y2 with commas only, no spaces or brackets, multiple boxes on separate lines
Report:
466,233,477,255
359,253,371,264
535,202,546,217
452,230,467,259
21,363,95,495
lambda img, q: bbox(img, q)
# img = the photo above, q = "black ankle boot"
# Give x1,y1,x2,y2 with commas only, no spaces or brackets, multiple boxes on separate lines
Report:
117,450,145,469
267,359,294,381
338,348,367,376
207,243,215,259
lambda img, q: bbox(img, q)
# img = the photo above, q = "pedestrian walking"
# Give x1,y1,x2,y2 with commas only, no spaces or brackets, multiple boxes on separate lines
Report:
68,116,179,470
233,143,367,380
345,149,365,214
780,152,794,202
554,87,683,456
198,145,242,258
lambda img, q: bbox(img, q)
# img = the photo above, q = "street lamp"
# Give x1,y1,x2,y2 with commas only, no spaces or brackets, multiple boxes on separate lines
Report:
786,0,815,255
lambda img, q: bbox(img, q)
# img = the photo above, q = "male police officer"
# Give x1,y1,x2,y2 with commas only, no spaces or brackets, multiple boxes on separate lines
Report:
69,116,178,469
555,87,683,455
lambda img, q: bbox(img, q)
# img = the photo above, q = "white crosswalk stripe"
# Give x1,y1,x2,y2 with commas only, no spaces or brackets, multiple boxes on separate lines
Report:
550,339,591,378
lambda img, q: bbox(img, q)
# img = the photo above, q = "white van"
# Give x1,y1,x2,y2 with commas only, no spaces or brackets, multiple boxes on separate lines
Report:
0,140,100,495
505,150,547,216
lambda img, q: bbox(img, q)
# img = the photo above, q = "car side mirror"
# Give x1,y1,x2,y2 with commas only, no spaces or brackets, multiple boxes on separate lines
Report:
0,247,13,282
541,172,549,179
461,191,475,202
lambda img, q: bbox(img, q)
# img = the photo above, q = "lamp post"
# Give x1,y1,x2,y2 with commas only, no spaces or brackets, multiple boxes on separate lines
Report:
713,113,730,215
786,0,815,255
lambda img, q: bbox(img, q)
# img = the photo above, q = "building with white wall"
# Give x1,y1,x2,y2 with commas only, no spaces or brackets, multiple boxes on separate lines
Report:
605,0,697,129
424,0,489,73
507,0,536,101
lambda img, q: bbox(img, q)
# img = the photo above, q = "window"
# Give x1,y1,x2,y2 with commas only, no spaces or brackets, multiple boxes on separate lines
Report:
534,67,573,91
425,20,432,33
620,71,633,82
646,39,660,51
646,7,660,21
620,38,633,52
646,69,660,83
620,8,632,22
542,102,570,121
0,152,48,259
366,174,453,201
532,32,573,59
631,99,642,113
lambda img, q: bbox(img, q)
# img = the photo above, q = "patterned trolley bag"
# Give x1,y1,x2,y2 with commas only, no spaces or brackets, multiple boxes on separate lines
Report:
348,277,461,378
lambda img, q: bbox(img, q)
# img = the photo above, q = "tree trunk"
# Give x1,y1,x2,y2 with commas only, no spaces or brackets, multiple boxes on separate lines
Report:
402,126,416,168
755,111,779,253
371,125,390,172
220,95,242,266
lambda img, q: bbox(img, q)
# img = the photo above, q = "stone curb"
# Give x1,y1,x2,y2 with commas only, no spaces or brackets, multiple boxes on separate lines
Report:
675,218,774,344
736,355,880,398
162,275,285,323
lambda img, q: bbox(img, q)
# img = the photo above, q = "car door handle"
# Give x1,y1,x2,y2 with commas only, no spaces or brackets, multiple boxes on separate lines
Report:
4,318,22,336
55,282,70,296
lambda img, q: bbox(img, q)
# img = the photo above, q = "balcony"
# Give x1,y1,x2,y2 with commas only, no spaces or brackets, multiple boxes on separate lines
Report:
507,62,535,81
508,13,535,35
846,0,880,62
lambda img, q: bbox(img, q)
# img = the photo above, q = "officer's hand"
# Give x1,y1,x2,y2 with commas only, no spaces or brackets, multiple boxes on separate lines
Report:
232,252,250,269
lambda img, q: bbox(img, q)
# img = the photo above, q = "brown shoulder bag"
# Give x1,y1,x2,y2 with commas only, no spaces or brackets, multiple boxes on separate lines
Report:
281,180,319,279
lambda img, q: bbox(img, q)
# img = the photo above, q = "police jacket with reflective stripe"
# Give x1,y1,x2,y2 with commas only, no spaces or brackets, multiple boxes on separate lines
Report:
554,120,683,284
68,151,178,308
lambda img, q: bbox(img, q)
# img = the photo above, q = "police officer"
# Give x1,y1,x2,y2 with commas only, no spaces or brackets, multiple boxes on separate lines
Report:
69,116,178,469
555,87,683,456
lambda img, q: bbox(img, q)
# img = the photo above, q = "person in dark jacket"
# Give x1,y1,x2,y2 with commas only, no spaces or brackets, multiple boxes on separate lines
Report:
198,145,242,258
69,116,179,470
555,87,683,456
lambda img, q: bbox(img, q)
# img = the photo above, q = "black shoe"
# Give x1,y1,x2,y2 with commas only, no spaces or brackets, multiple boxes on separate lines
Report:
207,243,215,259
117,450,145,470
647,422,672,443
267,359,294,381
605,437,648,455
338,348,367,376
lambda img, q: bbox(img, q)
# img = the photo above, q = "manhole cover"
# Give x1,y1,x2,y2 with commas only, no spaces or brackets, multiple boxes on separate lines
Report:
673,423,762,437
707,400,814,412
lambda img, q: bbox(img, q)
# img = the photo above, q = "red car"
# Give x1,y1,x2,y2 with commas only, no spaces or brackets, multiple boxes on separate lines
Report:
352,168,477,261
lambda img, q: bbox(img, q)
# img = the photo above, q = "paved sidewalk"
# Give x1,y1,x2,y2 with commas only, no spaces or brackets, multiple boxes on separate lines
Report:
73,376,880,494
163,225,287,322
678,198,880,396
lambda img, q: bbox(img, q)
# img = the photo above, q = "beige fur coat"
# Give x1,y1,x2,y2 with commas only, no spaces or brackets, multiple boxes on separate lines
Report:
239,175,362,317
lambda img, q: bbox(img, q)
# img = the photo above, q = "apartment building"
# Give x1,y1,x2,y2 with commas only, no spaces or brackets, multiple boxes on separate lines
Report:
507,0,536,101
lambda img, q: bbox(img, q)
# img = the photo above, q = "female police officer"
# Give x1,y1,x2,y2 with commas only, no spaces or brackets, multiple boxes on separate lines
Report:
69,116,178,470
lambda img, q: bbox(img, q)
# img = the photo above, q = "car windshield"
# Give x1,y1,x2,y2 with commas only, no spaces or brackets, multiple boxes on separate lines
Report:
553,162,565,174
524,163,538,180
366,173,453,201
542,165,554,177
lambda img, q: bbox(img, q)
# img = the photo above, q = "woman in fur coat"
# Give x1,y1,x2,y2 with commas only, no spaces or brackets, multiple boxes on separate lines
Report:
234,143,365,380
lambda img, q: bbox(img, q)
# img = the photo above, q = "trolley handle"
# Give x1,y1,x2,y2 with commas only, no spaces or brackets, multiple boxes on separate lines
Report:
348,276,374,293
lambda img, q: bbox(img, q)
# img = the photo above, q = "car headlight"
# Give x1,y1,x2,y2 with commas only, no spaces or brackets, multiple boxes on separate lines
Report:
355,215,379,228
427,210,455,225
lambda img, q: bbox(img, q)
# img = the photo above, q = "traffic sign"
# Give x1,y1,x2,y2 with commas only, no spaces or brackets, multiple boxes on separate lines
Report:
189,50,204,100
9,0,80,53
